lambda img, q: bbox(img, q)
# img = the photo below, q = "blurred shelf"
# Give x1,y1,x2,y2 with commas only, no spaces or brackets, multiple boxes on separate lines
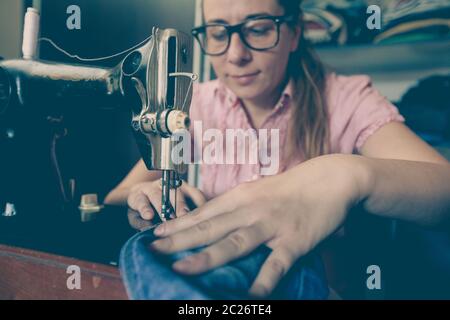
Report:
316,37,450,74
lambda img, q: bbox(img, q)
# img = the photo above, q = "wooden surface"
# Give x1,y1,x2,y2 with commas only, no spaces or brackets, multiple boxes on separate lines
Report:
0,244,128,300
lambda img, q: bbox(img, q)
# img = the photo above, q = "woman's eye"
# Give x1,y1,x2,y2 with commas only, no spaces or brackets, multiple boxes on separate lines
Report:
245,24,273,37
208,30,227,41
249,27,270,36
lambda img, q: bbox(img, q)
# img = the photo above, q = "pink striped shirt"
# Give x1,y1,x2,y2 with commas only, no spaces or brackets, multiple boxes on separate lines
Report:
189,73,405,200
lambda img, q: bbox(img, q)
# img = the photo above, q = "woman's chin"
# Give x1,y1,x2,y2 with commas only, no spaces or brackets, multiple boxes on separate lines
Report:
228,84,266,101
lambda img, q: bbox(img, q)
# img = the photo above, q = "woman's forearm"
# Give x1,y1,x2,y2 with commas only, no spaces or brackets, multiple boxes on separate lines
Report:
357,156,450,227
104,187,132,206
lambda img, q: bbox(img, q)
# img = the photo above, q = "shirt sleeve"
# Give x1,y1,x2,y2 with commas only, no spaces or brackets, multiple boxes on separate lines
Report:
327,73,405,154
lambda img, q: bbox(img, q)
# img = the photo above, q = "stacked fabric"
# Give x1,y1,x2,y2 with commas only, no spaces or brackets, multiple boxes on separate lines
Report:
373,0,450,44
301,0,450,46
302,0,369,46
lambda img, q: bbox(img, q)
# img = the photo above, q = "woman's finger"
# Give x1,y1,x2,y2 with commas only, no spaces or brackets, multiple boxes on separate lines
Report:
154,190,239,237
128,191,155,220
249,245,300,298
170,188,189,218
151,209,249,254
127,208,153,231
140,185,163,219
181,183,207,208
170,222,272,275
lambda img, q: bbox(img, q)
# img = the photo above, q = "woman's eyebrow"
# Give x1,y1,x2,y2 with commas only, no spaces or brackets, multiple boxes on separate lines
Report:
245,12,273,20
207,19,228,24
206,12,273,24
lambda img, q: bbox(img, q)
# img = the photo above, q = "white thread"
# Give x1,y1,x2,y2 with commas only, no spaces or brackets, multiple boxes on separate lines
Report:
38,35,152,62
181,75,195,112
22,8,40,60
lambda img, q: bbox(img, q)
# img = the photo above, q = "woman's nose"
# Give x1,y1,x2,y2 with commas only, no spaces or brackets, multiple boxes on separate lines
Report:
227,33,251,65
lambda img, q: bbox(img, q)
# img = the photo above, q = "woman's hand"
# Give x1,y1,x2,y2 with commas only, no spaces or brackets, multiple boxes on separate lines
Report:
150,155,372,297
127,180,207,231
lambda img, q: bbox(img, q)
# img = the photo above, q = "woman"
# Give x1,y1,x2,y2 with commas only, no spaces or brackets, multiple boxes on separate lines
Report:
106,0,450,298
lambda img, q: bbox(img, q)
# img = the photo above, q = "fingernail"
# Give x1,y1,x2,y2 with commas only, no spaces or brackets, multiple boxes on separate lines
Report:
148,243,157,252
143,211,153,220
173,257,193,272
154,224,164,236
150,239,166,250
250,284,269,298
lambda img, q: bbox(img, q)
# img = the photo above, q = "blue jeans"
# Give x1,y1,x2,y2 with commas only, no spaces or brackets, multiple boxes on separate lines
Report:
119,229,329,300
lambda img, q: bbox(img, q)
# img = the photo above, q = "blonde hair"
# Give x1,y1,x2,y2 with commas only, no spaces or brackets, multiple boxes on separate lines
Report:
279,0,330,159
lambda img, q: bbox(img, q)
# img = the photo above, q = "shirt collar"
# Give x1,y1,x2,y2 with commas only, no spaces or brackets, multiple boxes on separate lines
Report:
217,78,294,113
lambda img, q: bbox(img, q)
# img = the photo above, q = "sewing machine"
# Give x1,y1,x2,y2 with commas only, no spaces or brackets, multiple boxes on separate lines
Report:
0,9,197,223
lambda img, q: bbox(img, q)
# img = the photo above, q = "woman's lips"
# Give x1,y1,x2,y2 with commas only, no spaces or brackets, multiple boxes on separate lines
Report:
230,71,260,85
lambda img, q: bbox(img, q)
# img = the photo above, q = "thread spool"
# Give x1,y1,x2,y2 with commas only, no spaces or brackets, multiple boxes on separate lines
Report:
79,194,104,222
22,8,40,60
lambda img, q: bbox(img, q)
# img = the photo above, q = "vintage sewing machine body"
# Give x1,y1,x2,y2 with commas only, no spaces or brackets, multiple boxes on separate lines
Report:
0,7,201,300
0,27,196,222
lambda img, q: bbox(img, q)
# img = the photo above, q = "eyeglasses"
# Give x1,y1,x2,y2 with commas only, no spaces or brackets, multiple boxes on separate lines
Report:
192,15,295,56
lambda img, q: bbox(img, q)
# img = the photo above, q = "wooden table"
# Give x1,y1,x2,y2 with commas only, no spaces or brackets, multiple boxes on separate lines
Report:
0,206,135,300
0,244,128,300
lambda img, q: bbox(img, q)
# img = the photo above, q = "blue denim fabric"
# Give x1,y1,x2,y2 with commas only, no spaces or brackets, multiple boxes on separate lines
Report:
119,229,329,300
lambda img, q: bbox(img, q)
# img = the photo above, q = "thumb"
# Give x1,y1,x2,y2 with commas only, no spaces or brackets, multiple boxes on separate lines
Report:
170,188,189,218
181,183,207,208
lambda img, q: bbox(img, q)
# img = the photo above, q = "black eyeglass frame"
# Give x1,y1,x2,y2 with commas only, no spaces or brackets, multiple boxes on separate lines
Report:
191,14,296,56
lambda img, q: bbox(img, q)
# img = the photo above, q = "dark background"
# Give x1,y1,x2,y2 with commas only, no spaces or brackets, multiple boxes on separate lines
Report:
0,0,196,209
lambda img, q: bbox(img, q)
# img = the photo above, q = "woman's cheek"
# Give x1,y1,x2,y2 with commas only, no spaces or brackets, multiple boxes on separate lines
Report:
210,59,226,78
